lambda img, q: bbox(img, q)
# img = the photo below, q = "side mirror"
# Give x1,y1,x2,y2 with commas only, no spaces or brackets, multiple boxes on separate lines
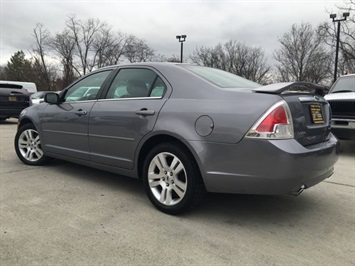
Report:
44,92,59,104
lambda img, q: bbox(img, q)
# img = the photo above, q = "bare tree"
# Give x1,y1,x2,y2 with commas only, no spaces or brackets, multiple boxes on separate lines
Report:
191,41,271,84
66,15,107,75
124,35,155,63
32,23,55,89
319,0,355,74
64,16,151,73
166,54,181,62
92,29,128,67
191,45,223,69
50,29,77,88
274,23,332,83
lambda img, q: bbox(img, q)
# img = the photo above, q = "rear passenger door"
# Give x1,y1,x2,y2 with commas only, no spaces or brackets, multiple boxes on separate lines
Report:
88,67,169,169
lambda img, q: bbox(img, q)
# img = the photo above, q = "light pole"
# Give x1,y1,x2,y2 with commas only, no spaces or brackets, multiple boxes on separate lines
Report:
330,12,350,83
176,35,187,63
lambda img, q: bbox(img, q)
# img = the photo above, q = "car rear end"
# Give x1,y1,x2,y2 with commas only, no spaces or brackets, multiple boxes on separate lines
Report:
0,84,30,120
197,82,339,195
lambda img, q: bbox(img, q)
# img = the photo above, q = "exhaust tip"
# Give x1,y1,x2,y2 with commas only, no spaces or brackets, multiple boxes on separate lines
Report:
289,185,306,196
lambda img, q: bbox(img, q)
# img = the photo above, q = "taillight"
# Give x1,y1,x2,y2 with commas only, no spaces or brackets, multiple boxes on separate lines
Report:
246,100,294,139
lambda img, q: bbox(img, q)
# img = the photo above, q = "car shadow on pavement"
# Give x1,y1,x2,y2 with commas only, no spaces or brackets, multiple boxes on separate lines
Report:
0,119,18,125
47,159,328,223
193,192,318,219
48,159,144,194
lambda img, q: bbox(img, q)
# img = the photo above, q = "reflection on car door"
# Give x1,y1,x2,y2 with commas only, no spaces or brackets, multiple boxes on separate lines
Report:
40,70,112,160
88,68,168,169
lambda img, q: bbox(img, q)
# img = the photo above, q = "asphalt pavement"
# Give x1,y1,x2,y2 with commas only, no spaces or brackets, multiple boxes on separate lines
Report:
1,118,354,265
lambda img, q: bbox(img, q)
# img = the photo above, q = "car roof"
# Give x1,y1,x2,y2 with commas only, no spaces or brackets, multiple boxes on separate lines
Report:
98,62,186,71
338,74,355,78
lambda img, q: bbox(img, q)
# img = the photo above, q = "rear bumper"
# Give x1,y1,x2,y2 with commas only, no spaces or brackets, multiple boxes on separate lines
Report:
189,134,339,195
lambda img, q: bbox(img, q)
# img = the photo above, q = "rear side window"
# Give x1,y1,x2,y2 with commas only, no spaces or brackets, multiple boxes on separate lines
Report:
150,77,166,97
106,68,166,99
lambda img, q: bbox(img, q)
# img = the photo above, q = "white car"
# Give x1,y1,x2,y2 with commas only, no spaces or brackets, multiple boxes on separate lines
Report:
325,74,355,140
0,80,37,94
30,91,52,105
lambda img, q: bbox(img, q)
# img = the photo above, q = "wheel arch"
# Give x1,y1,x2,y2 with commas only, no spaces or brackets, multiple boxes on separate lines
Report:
18,117,35,128
137,133,205,187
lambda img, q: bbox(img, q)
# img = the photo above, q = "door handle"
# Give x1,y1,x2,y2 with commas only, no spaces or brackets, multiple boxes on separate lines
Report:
74,109,87,116
135,108,155,116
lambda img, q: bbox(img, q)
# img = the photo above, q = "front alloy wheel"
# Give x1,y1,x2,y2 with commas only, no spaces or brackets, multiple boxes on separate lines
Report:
15,124,50,165
143,142,204,214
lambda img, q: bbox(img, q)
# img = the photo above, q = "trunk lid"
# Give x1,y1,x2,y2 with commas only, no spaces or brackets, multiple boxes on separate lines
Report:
254,82,332,146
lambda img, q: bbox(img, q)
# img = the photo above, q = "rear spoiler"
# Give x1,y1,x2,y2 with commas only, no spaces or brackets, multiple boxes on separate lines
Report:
253,82,328,97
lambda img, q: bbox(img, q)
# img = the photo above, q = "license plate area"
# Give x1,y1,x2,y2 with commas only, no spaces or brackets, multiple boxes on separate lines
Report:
8,96,17,102
310,104,324,124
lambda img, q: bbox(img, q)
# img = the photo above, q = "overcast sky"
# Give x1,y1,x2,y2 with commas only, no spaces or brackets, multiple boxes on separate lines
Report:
0,0,346,66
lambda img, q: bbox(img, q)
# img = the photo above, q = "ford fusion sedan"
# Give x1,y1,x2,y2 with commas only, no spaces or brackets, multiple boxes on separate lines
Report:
14,63,339,214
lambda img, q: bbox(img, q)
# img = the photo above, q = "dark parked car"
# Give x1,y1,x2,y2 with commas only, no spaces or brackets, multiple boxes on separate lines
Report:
0,83,30,121
325,74,355,140
14,63,339,214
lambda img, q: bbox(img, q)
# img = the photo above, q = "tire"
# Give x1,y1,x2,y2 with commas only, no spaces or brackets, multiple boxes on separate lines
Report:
143,142,204,214
14,123,50,165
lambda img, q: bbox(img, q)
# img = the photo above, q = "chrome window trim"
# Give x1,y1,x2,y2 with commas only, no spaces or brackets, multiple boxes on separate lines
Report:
63,99,99,104
98,96,162,102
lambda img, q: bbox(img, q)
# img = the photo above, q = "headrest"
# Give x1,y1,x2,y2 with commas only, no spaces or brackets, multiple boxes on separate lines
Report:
126,80,147,97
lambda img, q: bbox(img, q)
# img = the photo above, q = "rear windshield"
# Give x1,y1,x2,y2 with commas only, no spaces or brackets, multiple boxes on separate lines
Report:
181,65,260,89
0,84,23,89
330,75,355,93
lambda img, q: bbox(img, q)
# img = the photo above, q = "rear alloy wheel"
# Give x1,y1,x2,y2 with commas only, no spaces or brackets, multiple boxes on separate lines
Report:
15,124,50,165
143,142,204,214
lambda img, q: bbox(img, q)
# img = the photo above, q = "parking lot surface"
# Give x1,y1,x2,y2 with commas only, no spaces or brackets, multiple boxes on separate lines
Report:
1,118,354,265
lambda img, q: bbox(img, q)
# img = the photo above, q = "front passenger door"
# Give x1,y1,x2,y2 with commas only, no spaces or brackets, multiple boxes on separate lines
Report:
40,70,112,160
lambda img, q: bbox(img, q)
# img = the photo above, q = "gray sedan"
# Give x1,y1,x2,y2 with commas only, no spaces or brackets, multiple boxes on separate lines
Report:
14,63,339,214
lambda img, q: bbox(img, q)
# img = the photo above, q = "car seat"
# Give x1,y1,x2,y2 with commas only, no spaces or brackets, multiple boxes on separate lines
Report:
122,80,147,98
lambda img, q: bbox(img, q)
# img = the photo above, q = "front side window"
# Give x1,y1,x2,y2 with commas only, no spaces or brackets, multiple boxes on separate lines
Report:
64,70,111,102
106,68,166,99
